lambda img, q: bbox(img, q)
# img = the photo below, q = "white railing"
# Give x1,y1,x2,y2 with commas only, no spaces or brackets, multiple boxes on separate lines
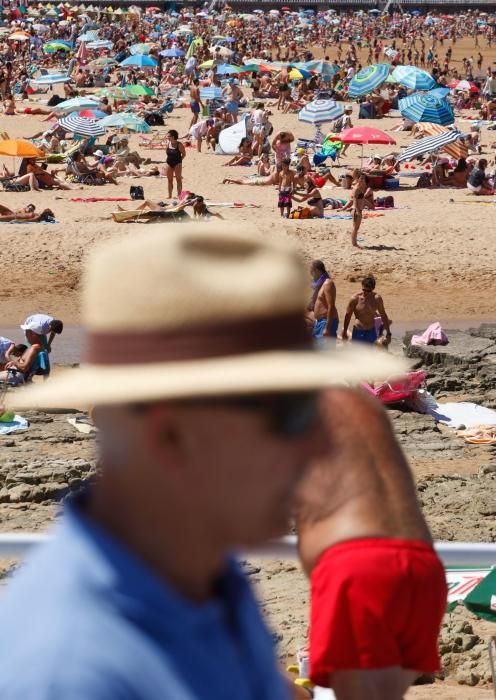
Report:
0,533,495,567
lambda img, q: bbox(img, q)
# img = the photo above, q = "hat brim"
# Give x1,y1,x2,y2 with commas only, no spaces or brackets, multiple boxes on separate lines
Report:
9,346,407,410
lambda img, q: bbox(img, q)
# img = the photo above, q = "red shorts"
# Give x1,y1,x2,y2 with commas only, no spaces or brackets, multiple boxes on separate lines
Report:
309,538,447,687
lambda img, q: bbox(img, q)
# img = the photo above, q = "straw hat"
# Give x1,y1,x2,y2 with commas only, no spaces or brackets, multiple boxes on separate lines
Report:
10,225,404,409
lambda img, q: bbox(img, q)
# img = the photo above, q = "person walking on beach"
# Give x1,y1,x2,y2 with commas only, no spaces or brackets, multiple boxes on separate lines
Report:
165,129,186,199
342,275,391,344
0,226,394,700
308,260,339,341
296,387,447,700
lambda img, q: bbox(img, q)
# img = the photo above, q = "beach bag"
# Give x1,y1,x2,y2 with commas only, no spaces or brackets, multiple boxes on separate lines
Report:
375,196,394,208
130,185,144,200
415,173,432,188
288,207,310,220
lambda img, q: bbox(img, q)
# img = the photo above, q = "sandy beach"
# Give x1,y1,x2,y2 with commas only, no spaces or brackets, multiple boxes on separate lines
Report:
1,22,496,698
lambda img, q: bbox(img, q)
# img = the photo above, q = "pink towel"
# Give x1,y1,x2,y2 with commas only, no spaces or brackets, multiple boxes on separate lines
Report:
411,322,448,347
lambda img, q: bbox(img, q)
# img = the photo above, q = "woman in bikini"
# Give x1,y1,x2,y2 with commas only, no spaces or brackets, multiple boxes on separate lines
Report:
223,137,253,167
292,178,325,218
165,129,186,199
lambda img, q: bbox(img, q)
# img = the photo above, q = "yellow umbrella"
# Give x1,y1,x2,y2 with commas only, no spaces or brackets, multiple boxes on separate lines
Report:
199,59,214,68
0,139,44,158
289,68,305,80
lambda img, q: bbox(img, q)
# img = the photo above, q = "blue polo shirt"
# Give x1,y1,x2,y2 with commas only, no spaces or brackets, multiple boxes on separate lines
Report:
0,496,290,700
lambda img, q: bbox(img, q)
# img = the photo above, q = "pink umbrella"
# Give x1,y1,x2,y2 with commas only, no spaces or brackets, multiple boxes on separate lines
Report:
77,40,88,66
339,126,396,163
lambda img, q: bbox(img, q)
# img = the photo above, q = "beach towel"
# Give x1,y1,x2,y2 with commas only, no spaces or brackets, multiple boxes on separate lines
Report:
428,402,496,429
0,414,28,435
0,220,59,225
70,197,132,202
411,322,448,347
323,212,385,220
204,202,261,208
112,209,190,223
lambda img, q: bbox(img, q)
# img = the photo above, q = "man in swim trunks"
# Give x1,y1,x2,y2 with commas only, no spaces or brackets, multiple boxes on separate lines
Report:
296,387,447,699
189,79,203,128
278,158,295,218
342,274,391,344
309,260,339,342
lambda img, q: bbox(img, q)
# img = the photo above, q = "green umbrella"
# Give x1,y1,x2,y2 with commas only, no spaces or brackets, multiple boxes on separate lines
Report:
125,84,154,97
44,41,71,52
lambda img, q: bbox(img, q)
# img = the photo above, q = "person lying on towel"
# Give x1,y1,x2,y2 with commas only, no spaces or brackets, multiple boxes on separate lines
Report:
295,387,447,700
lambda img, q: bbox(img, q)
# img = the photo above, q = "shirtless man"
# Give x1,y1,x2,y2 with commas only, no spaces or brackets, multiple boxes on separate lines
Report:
309,260,339,341
278,159,296,218
296,387,447,700
342,275,390,344
189,79,203,128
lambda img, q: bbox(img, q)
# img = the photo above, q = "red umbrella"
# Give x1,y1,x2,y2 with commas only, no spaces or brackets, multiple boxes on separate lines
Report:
339,126,396,163
447,79,479,93
77,40,88,66
281,5,291,9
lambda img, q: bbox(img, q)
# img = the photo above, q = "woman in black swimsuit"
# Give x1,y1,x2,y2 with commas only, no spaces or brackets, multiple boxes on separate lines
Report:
165,129,186,199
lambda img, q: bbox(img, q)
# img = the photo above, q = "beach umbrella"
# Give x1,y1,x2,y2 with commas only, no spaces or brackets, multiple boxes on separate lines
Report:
199,86,223,100
399,93,454,126
199,59,215,68
9,31,31,40
88,57,117,68
54,97,101,113
216,64,240,75
77,30,99,41
289,67,314,80
238,63,272,74
58,114,106,137
100,113,151,132
428,86,450,99
130,42,154,55
120,54,157,68
397,130,464,162
448,79,479,93
125,84,154,97
78,109,107,119
30,73,72,85
95,87,128,99
209,44,233,57
301,60,338,76
160,48,185,57
43,41,71,52
348,63,390,98
392,65,436,91
298,99,344,125
87,40,113,49
340,126,396,162
0,140,44,158
417,123,468,160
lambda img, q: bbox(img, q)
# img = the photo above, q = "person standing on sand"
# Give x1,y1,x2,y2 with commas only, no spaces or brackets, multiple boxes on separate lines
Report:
189,79,203,127
278,158,295,218
20,314,63,354
0,226,397,700
308,260,339,341
296,387,447,700
342,275,391,344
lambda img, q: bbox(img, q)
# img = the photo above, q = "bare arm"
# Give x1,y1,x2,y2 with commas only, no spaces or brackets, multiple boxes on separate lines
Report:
342,296,357,340
323,282,336,336
375,294,391,336
9,344,40,372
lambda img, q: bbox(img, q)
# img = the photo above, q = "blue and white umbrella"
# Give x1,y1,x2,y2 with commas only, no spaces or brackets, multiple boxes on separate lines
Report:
298,99,344,125
87,40,114,50
160,48,185,57
54,97,101,113
428,86,451,99
392,65,436,91
301,60,338,77
399,93,454,126
120,54,158,68
216,64,240,75
58,115,106,137
78,30,99,43
348,63,390,98
30,74,72,86
397,130,464,162
199,86,224,100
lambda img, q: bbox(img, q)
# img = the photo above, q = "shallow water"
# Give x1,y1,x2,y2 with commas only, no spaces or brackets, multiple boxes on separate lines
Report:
1,319,492,366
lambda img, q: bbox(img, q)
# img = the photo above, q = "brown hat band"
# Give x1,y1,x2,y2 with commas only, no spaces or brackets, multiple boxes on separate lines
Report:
84,312,310,365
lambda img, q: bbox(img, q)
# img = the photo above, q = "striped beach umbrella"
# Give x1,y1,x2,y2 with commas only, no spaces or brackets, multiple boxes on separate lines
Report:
87,40,113,50
199,86,223,100
100,113,151,133
417,123,468,160
216,64,241,75
58,115,106,137
392,65,436,91
348,63,390,98
301,60,338,77
397,130,464,162
298,99,344,125
399,93,455,126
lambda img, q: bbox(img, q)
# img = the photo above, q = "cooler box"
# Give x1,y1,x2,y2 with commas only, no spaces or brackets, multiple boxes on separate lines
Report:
384,177,400,190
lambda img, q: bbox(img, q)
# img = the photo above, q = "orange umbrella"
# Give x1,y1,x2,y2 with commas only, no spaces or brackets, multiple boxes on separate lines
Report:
0,140,44,158
420,122,468,160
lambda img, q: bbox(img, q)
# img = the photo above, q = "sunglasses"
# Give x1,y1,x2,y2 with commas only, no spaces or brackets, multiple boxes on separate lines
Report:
213,392,320,438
